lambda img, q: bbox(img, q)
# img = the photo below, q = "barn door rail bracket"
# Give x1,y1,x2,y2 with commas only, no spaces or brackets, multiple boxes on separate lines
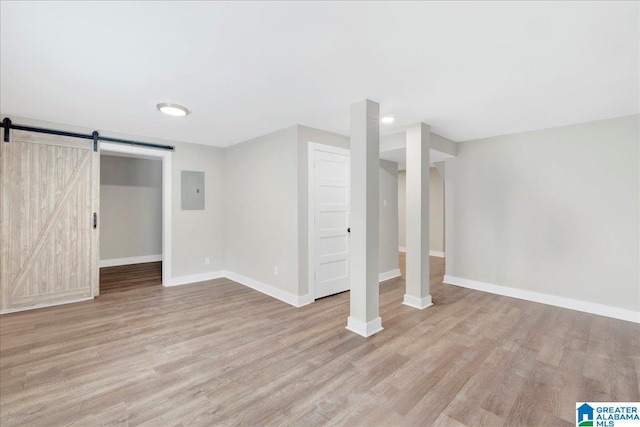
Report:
0,117,175,151
2,118,11,143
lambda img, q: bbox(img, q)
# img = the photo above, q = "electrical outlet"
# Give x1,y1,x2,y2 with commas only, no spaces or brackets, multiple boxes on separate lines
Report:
204,257,210,265
384,199,388,206
274,266,279,276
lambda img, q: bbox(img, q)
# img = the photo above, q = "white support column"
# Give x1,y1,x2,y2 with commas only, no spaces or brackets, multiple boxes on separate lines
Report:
346,99,382,337
404,122,433,309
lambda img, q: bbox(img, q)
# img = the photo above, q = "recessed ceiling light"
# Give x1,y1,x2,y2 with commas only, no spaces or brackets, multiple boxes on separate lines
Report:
381,115,395,124
157,103,190,117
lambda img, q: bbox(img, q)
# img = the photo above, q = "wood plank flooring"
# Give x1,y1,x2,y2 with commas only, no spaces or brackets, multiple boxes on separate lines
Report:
1,258,638,426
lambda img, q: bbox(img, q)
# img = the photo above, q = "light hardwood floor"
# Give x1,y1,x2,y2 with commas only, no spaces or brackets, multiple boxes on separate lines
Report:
1,257,638,426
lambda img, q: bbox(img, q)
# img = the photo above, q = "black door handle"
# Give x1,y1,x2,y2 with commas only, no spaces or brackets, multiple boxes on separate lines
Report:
347,227,350,233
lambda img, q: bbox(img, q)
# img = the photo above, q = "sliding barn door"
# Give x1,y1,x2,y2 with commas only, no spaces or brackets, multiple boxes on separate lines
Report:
0,129,99,312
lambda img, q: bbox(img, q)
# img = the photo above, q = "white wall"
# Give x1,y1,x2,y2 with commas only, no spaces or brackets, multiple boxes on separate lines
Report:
398,171,406,249
429,167,445,254
224,126,300,295
398,167,445,253
100,155,162,261
445,115,640,315
379,159,399,273
171,141,225,277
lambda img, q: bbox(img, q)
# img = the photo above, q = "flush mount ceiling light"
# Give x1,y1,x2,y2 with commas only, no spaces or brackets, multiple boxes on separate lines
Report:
381,115,395,124
156,103,190,117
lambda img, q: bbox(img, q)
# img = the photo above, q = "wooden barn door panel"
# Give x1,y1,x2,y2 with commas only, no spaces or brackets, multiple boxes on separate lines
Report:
0,129,99,311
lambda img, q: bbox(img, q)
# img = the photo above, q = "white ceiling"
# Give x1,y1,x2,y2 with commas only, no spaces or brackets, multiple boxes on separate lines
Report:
1,1,638,148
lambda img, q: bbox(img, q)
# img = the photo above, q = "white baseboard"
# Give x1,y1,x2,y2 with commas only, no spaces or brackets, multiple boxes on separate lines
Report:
296,293,314,307
166,270,311,307
100,254,162,268
346,316,383,337
226,268,399,308
0,297,94,315
379,269,401,282
399,247,406,253
443,275,640,324
167,271,225,287
223,271,310,308
402,294,433,310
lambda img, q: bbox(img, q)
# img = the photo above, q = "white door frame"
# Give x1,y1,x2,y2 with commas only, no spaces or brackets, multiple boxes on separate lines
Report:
308,142,350,301
100,142,172,286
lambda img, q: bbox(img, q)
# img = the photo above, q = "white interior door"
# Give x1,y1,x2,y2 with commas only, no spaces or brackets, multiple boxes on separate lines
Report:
311,145,350,299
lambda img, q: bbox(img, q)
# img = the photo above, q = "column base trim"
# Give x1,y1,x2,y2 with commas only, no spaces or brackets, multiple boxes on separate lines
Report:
402,294,433,310
346,316,383,337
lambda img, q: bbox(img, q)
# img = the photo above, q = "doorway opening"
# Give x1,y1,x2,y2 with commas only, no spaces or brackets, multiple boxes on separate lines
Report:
99,143,172,291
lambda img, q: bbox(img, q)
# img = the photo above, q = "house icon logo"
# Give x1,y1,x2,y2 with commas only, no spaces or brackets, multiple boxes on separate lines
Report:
577,403,594,426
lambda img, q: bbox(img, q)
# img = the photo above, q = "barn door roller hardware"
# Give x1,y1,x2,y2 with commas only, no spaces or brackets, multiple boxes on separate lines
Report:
0,117,175,151
92,131,99,152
